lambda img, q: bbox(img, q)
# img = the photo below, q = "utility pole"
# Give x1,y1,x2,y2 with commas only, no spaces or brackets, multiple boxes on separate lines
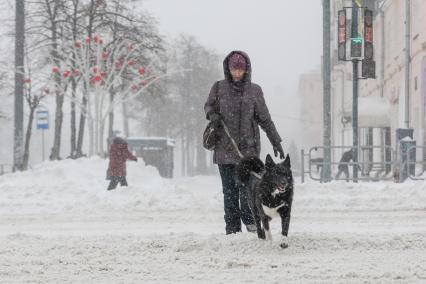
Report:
14,0,25,171
322,0,332,182
404,0,411,128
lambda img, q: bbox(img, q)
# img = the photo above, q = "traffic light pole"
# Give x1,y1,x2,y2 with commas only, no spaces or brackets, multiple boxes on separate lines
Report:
352,59,359,182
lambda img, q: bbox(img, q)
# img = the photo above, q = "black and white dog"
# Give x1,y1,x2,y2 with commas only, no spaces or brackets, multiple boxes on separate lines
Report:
237,154,293,249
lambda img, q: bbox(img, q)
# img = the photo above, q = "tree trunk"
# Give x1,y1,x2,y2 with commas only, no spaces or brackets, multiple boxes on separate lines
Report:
49,18,64,161
76,89,88,158
70,0,79,158
76,2,95,158
22,106,35,170
70,77,77,158
181,135,186,176
99,119,106,157
94,89,100,155
88,116,94,156
50,91,64,160
107,88,115,153
186,132,191,176
14,0,25,171
122,101,129,137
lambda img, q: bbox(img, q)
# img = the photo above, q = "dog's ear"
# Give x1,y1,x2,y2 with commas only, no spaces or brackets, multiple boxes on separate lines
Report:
282,154,291,168
265,154,275,169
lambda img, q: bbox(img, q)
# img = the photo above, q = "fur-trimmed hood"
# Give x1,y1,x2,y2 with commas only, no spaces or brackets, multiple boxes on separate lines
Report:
223,50,252,84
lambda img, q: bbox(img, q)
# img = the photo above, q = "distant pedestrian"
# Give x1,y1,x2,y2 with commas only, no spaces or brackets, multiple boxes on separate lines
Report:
107,137,137,190
335,149,361,182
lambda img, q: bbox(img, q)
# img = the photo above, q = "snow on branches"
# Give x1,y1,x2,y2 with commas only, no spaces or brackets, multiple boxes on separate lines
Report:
54,35,165,155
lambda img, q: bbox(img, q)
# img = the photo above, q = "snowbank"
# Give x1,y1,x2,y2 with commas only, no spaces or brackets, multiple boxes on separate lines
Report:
0,157,222,215
1,157,425,215
296,179,426,212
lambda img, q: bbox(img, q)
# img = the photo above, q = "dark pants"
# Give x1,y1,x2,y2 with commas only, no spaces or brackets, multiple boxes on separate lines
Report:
107,176,128,190
336,165,349,181
218,164,254,234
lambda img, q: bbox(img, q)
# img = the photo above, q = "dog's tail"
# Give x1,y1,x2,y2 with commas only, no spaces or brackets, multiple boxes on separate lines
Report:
236,156,264,183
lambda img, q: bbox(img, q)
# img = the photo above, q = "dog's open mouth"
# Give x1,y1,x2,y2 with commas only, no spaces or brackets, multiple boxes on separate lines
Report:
272,186,286,196
276,187,286,193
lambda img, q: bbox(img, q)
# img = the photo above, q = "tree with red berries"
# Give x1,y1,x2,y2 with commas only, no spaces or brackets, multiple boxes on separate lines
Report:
26,0,164,159
56,36,166,155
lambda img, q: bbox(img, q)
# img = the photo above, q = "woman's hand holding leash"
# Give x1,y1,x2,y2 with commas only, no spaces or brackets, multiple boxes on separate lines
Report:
273,144,285,159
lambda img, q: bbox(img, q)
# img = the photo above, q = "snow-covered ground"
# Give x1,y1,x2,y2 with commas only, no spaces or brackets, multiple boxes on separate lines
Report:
1,158,426,283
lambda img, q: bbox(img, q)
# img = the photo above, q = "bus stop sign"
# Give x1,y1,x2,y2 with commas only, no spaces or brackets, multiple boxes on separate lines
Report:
36,110,49,130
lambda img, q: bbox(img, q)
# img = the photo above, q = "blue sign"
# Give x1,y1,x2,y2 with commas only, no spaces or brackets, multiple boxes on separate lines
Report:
36,110,49,130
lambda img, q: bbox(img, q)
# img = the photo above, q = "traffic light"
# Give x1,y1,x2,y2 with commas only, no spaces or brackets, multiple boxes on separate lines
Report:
364,9,374,60
338,10,347,61
362,9,375,78
351,38,363,57
351,5,362,57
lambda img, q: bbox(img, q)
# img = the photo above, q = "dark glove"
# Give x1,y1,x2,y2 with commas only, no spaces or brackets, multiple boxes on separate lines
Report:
273,144,285,159
208,112,221,127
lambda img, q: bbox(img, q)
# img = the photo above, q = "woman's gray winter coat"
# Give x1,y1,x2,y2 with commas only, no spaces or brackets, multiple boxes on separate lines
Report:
204,51,282,164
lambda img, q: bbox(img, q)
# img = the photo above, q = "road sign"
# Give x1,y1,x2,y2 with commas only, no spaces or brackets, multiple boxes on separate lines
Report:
362,59,376,79
36,110,49,130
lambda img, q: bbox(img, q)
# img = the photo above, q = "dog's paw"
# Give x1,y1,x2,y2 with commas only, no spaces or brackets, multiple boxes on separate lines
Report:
265,230,272,241
280,236,289,249
257,229,265,240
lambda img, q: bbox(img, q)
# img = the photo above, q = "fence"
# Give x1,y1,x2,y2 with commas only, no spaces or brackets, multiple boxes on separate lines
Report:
301,145,396,182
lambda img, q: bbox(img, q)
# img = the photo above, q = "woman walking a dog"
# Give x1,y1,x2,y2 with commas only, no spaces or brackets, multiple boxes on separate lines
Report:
204,51,285,234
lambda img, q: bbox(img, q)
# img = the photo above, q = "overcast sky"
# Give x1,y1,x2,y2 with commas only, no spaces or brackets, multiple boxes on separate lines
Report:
140,0,324,145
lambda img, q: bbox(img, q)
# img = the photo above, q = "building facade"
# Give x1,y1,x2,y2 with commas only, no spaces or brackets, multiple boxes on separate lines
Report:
298,70,324,150
299,0,426,176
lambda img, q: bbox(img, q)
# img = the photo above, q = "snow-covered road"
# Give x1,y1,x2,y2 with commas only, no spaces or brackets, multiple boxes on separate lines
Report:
1,158,425,283
1,210,426,283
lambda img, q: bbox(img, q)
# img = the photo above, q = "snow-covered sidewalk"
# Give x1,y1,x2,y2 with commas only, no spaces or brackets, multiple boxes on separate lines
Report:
0,158,425,283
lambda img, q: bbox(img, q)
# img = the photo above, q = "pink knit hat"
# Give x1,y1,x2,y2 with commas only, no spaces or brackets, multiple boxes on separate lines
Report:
228,53,247,70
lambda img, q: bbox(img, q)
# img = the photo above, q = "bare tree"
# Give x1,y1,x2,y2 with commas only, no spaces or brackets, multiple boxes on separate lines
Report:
141,35,221,176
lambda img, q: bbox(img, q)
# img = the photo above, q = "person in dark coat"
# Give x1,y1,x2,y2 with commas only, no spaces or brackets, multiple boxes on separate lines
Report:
335,149,361,182
107,137,137,190
204,51,285,234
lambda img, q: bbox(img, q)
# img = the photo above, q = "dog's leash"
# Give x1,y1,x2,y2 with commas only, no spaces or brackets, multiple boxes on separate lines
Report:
221,120,263,180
